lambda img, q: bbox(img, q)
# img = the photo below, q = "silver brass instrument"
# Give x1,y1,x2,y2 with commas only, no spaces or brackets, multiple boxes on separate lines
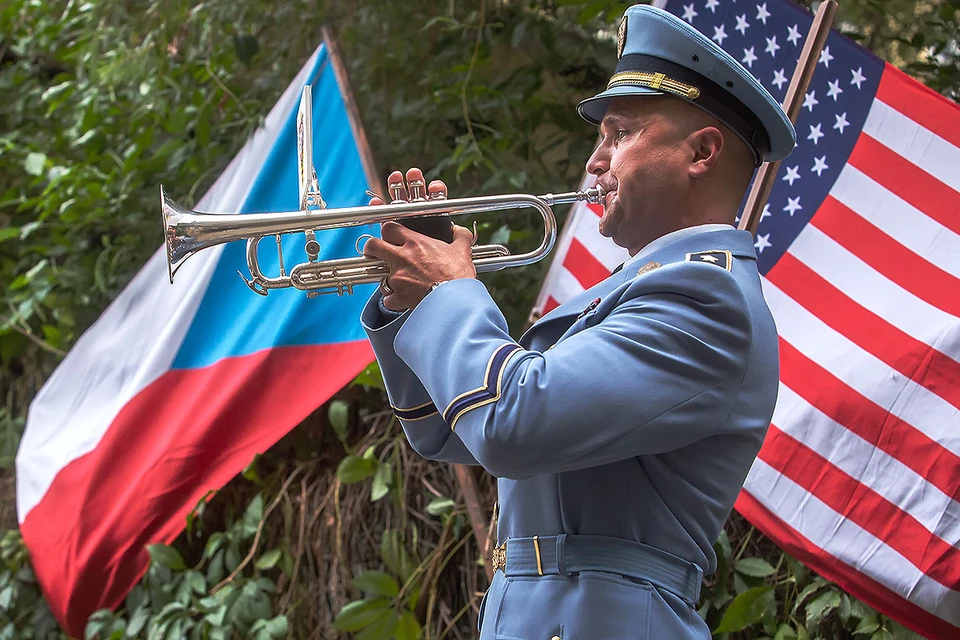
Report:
160,86,604,297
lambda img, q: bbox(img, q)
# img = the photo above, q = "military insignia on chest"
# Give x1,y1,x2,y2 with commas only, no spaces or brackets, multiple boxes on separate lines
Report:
685,250,732,271
577,297,602,320
636,261,661,276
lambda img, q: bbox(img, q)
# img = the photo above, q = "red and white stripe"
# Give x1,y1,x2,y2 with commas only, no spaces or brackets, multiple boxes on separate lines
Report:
533,66,960,639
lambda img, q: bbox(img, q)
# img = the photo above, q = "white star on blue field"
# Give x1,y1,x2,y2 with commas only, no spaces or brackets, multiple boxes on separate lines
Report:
671,0,883,272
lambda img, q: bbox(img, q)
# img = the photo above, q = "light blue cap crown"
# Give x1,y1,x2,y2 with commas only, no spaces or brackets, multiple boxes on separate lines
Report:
578,5,796,164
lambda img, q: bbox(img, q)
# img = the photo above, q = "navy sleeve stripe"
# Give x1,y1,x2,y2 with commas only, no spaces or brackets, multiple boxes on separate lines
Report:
444,343,523,430
393,401,440,421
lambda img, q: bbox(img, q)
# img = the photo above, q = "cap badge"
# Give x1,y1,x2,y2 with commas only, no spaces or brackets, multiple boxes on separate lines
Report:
617,15,628,59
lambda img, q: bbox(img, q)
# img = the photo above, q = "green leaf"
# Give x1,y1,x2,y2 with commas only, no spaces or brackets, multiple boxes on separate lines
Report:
371,462,392,502
242,454,263,485
381,530,416,582
264,616,289,638
337,455,377,483
333,598,392,632
84,609,114,639
0,228,19,243
714,529,732,563
735,557,777,578
24,153,47,176
395,611,422,640
774,623,799,640
713,585,775,633
184,570,206,594
352,570,400,598
241,494,264,536
250,615,289,639
793,577,829,615
351,361,385,390
805,589,841,629
147,544,186,571
127,604,150,636
256,548,282,570
425,497,456,516
355,609,399,640
329,400,350,441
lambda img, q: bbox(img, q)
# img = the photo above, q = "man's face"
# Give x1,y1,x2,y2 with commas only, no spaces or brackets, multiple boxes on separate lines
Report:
585,96,691,255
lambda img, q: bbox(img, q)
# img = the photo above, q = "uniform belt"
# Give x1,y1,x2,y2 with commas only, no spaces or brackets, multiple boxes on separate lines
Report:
492,534,703,606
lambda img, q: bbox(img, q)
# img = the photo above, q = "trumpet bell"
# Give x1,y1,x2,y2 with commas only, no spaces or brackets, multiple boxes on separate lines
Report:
160,185,201,284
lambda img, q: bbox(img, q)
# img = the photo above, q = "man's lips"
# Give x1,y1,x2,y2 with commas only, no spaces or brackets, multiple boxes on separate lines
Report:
603,189,617,210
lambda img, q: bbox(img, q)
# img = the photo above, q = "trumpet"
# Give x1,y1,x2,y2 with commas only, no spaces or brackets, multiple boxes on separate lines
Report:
161,185,605,297
160,84,604,296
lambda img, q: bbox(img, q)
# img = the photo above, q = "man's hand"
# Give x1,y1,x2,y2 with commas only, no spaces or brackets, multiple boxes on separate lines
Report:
364,168,477,311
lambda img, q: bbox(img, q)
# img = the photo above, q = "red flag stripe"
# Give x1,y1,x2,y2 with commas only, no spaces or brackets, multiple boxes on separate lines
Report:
810,196,960,318
768,253,960,409
759,425,960,587
544,296,560,314
848,134,960,235
587,202,602,218
736,489,960,640
563,238,611,289
876,65,960,149
777,337,960,499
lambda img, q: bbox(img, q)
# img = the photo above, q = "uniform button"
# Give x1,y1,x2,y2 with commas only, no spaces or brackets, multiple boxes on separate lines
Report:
550,636,561,640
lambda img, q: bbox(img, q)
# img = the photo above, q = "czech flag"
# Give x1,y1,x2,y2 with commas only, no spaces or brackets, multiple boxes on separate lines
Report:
16,41,377,635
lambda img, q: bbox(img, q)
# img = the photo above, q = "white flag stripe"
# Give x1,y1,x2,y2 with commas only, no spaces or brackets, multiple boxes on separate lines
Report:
744,460,960,626
17,248,220,520
568,209,629,269
784,225,960,354
549,267,588,304
830,165,960,278
15,47,324,521
774,384,960,542
763,280,960,453
864,100,960,193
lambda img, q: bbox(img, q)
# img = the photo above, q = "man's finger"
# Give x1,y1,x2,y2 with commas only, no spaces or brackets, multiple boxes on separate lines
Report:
405,167,427,202
427,180,448,200
379,221,411,246
387,170,408,203
362,236,401,262
451,224,476,247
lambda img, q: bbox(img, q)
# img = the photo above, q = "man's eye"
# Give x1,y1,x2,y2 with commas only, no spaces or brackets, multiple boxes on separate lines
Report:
615,130,627,142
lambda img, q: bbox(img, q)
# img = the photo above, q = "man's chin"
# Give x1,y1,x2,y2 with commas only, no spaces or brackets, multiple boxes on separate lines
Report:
597,211,619,240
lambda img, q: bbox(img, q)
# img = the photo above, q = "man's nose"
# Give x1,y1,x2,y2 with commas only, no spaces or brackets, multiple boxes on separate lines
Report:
586,144,609,176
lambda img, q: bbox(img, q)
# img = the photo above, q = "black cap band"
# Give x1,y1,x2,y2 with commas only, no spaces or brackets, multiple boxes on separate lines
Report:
614,53,771,163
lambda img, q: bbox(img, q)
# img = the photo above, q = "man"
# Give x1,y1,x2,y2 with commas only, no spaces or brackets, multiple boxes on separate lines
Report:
361,5,796,639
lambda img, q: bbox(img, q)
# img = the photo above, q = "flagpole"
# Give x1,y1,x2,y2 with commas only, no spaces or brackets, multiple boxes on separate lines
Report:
738,0,838,236
321,27,382,190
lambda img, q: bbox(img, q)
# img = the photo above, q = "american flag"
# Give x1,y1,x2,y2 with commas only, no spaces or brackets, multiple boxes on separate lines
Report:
533,1,960,637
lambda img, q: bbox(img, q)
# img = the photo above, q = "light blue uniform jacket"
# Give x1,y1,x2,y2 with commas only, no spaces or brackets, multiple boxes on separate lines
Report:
361,225,779,640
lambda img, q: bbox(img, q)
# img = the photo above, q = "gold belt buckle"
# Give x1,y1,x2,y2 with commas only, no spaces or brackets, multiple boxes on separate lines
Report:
491,541,507,573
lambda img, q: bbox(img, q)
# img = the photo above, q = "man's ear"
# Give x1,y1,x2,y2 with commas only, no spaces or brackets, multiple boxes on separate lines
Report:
687,126,724,177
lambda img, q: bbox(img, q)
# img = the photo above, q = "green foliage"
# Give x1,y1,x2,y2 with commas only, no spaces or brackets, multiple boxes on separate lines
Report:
698,528,924,640
1,0,958,638
0,530,65,639
82,492,288,640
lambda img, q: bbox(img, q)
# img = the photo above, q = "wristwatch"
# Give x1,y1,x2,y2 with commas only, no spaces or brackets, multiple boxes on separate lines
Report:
429,280,451,294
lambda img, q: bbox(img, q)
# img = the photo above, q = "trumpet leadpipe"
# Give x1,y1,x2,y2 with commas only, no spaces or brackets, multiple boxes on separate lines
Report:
161,184,605,292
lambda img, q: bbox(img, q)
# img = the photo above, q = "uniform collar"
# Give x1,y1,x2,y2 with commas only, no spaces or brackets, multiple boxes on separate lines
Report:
532,224,757,330
624,223,737,270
